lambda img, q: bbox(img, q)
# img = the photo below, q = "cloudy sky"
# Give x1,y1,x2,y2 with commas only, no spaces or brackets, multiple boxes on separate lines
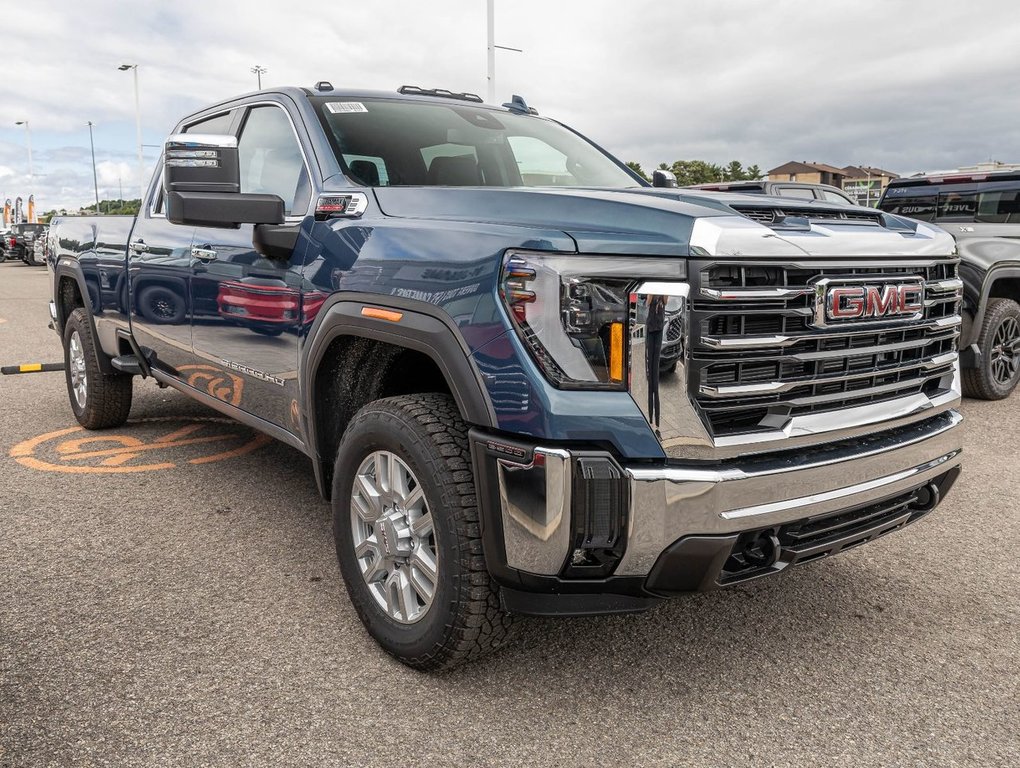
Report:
1,0,1018,211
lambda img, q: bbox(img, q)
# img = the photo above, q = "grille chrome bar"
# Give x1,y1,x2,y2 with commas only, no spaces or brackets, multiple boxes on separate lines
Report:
703,314,962,350
700,286,814,301
699,352,959,399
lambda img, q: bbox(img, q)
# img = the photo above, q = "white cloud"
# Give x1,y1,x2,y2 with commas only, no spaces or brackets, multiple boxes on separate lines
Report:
96,160,135,188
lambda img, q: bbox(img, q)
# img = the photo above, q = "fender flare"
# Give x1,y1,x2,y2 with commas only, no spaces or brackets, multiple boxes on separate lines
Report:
53,257,115,374
301,293,498,492
968,265,1020,347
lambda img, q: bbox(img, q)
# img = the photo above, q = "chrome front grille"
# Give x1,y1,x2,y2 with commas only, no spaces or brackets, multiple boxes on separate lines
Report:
690,260,962,437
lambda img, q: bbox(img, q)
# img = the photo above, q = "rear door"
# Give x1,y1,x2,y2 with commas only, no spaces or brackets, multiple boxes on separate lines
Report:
188,101,313,429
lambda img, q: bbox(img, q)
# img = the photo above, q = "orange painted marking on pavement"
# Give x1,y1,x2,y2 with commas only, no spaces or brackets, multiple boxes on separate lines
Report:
57,434,237,461
8,418,269,474
13,456,176,474
9,426,83,457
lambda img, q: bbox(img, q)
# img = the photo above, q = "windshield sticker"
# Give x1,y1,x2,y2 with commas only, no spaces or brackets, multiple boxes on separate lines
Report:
325,102,368,114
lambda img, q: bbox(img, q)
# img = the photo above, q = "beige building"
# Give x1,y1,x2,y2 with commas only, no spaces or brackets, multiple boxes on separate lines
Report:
768,161,900,206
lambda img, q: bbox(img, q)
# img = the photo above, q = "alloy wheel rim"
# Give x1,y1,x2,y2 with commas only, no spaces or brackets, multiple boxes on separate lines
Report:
990,316,1020,385
350,450,438,624
69,331,88,409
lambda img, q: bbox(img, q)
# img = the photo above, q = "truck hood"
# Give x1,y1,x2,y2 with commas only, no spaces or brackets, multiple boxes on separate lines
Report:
371,186,956,259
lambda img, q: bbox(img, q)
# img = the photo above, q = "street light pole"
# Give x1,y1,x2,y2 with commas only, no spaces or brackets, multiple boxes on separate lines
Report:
486,0,522,104
87,121,101,214
14,120,33,191
251,65,267,89
487,0,495,103
118,64,145,203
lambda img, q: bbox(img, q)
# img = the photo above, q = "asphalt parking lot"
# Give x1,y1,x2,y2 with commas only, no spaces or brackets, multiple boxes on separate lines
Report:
0,261,1017,767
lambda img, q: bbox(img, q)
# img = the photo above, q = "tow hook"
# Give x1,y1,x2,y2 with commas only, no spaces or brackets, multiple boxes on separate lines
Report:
1,362,65,375
909,482,941,513
741,531,782,569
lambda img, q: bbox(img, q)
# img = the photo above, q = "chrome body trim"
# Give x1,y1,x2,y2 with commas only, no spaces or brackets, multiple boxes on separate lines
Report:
497,448,572,575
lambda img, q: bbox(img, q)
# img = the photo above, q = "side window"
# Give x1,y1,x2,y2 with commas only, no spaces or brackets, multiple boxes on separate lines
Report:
184,112,234,135
821,189,852,204
937,190,978,221
976,186,1020,224
879,192,937,221
238,106,310,215
776,186,816,200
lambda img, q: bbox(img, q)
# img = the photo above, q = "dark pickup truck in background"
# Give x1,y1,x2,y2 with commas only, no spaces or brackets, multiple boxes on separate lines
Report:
48,84,964,669
879,171,1020,399
5,223,47,266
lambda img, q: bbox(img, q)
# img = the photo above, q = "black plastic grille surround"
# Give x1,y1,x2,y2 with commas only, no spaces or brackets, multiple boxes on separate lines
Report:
690,260,961,437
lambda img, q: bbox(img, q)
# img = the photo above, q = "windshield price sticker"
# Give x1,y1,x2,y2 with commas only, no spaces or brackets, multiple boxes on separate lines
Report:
325,102,368,114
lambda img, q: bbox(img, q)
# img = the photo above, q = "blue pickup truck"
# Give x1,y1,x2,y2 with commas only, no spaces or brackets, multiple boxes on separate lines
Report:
48,83,964,669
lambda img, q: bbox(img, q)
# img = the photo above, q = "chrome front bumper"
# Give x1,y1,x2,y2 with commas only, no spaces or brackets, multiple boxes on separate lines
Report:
477,410,962,585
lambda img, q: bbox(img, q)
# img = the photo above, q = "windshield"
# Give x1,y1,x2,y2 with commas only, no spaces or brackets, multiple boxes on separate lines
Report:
311,97,640,189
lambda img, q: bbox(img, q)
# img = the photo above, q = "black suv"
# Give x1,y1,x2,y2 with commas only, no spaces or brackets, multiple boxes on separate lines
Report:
879,171,1020,399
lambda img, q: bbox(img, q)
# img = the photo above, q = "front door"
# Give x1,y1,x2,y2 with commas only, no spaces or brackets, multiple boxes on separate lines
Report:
127,202,196,374
188,103,312,430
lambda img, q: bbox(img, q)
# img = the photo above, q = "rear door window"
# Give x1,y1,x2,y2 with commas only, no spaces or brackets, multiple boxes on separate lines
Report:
937,186,979,221
774,186,816,200
976,185,1020,223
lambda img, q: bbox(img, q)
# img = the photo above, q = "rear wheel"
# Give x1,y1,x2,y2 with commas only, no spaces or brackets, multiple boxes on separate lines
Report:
962,298,1020,400
332,393,515,670
63,308,133,429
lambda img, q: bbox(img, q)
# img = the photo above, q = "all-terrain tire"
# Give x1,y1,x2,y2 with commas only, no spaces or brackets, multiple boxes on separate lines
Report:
63,307,133,429
962,298,1020,400
332,393,515,670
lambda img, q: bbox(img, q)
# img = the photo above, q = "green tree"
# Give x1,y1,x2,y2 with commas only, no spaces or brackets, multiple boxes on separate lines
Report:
626,161,650,182
650,159,764,185
723,161,746,181
663,160,725,186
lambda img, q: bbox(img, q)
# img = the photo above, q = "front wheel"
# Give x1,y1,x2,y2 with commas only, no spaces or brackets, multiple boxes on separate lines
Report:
63,308,133,429
962,298,1020,400
332,393,515,670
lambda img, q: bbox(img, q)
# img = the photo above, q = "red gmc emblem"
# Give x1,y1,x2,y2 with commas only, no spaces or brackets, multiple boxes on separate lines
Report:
813,279,925,326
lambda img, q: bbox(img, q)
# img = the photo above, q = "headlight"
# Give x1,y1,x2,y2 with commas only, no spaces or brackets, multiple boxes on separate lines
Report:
499,251,685,390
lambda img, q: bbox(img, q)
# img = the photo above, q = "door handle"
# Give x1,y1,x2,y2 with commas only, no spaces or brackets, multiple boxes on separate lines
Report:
129,239,149,253
191,247,217,261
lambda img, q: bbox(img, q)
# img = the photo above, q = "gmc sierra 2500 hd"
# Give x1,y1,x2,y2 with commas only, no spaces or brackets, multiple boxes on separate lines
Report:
48,83,964,670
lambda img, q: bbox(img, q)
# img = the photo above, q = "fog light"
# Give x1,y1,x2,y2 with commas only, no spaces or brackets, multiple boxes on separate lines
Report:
562,456,628,578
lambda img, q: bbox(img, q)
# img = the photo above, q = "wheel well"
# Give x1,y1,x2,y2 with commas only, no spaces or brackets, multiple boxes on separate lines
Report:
58,276,85,332
988,277,1020,302
314,336,455,497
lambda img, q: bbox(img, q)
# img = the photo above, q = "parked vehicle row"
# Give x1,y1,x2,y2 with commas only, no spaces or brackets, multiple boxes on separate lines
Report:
1,222,49,266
